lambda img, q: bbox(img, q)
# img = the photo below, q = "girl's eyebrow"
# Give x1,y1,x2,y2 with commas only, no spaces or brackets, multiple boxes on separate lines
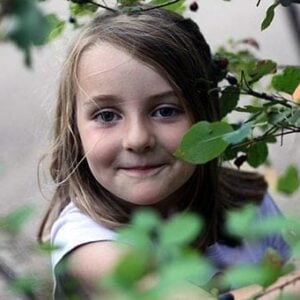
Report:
84,90,178,106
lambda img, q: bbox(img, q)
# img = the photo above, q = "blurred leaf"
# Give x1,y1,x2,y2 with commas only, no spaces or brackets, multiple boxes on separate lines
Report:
132,209,161,231
118,227,153,250
118,210,161,249
7,0,51,66
175,121,233,164
10,274,38,294
248,60,277,84
160,214,202,247
277,165,300,195
158,254,212,288
219,86,240,118
223,122,252,144
47,13,66,41
35,241,61,253
272,67,300,94
0,205,35,234
117,0,140,6
225,249,284,288
69,2,98,16
261,3,279,31
225,264,271,288
105,250,150,289
150,0,186,13
247,142,268,167
226,204,257,238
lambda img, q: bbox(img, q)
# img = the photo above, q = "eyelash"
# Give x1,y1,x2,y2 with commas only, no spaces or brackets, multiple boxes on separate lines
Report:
92,105,183,124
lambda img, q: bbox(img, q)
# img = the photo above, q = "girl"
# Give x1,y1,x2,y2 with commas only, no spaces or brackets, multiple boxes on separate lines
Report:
38,6,291,298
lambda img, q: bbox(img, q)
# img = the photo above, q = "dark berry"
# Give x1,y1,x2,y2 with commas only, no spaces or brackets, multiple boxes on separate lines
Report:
69,16,77,24
234,155,247,169
189,1,198,12
218,292,235,300
226,75,238,85
216,58,229,70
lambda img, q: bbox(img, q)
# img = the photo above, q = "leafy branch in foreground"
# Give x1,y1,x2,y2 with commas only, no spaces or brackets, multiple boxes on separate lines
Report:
176,41,300,195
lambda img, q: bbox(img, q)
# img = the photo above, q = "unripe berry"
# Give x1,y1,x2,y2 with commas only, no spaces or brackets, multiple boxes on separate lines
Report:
189,2,198,12
292,83,300,103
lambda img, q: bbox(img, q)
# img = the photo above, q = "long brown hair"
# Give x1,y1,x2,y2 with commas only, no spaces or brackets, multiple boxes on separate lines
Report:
38,8,267,248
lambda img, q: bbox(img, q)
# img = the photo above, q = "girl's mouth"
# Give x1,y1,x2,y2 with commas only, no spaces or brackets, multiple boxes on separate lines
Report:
119,164,166,177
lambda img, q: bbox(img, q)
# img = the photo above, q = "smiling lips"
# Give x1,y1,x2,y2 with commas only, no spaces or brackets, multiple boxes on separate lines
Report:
119,164,166,177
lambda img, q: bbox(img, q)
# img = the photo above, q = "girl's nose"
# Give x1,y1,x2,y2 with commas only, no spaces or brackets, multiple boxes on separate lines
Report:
122,119,155,153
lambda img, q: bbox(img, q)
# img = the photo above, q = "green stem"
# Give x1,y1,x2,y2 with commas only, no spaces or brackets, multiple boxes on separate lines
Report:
230,128,300,150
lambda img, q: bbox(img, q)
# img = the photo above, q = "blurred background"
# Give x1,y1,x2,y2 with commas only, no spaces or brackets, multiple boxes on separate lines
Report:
0,0,299,298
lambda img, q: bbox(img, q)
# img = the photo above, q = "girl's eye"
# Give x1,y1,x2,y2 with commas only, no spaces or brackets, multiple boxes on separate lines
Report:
94,110,121,123
152,106,182,118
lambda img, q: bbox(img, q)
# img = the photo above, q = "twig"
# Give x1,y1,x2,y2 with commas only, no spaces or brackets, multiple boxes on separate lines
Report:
253,275,300,299
142,0,180,11
243,89,293,108
230,128,300,150
88,0,117,12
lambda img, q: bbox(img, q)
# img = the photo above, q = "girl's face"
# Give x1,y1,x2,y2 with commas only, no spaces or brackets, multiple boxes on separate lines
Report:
76,43,196,206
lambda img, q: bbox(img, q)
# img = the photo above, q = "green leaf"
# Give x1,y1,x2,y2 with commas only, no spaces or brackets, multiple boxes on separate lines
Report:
261,3,279,31
248,60,277,84
117,0,140,7
272,67,300,94
175,121,233,164
106,250,150,289
219,86,240,118
10,275,38,294
247,142,268,167
132,209,161,231
7,0,51,66
160,214,202,247
69,2,98,16
235,105,262,113
225,248,284,288
159,254,212,288
0,205,35,233
277,165,300,195
288,108,300,127
224,263,277,288
150,0,186,13
35,242,61,253
117,227,152,250
226,205,257,238
223,123,252,144
47,14,66,41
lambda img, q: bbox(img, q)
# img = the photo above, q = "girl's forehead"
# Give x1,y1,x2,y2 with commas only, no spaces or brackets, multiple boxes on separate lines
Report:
78,43,134,79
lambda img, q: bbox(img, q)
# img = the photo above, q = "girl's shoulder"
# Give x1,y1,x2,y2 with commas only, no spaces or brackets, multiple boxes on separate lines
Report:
51,201,116,271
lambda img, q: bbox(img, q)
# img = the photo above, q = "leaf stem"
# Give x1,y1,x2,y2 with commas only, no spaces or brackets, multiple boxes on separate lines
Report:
230,128,300,150
142,0,180,11
253,274,300,299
